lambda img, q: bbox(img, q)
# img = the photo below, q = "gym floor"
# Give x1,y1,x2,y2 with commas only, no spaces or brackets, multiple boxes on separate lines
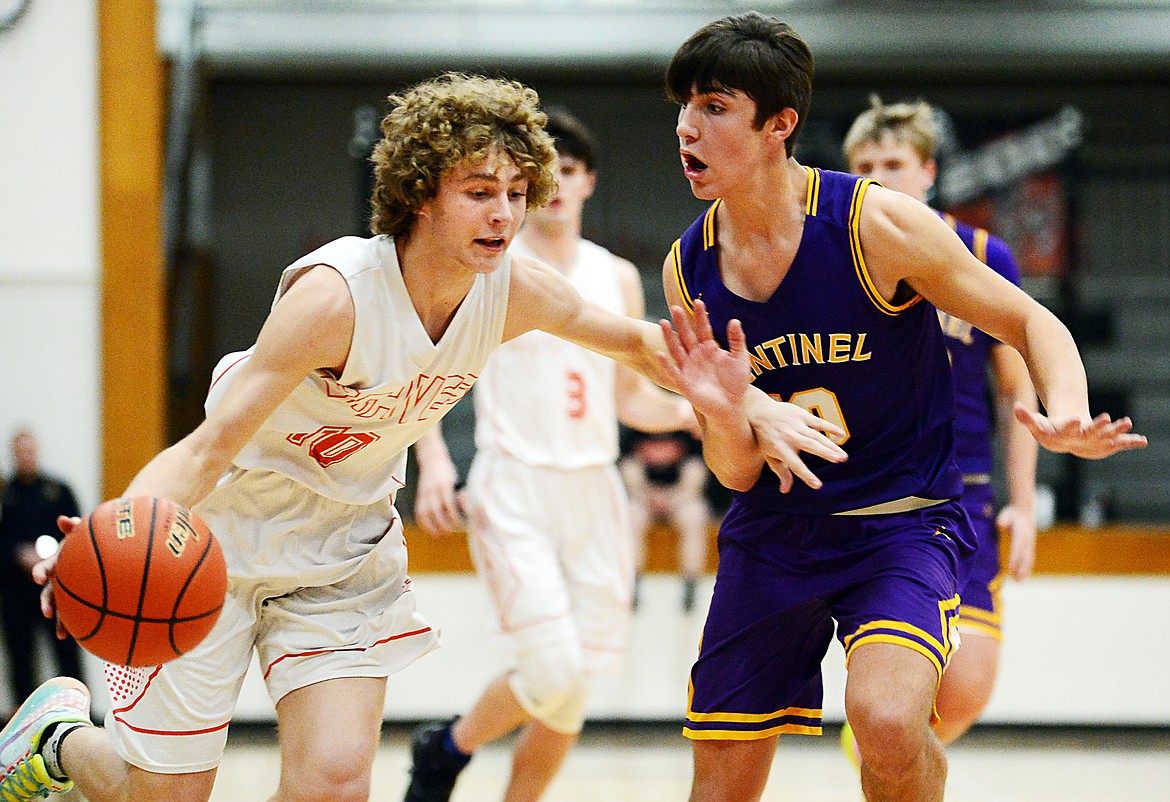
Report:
205,722,1170,802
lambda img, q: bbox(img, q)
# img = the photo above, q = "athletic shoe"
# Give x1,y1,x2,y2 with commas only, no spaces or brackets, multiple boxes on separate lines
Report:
839,720,861,771
403,720,471,802
0,677,91,800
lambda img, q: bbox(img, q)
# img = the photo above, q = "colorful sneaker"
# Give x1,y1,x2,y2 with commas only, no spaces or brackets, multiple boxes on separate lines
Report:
0,677,91,801
403,720,471,802
839,720,861,772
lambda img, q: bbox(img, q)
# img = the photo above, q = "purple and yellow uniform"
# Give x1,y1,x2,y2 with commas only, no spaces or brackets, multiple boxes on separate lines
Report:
937,212,1022,640
669,167,974,740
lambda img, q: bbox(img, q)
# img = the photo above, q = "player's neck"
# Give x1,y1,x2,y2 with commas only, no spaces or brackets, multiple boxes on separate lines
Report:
517,222,581,274
395,234,480,335
720,157,808,237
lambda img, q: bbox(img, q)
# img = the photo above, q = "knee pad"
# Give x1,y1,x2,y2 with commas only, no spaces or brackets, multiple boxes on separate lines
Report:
509,646,589,733
511,671,592,735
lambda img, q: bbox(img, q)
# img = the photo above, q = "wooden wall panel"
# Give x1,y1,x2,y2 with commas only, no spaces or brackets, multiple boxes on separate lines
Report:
405,523,1170,575
98,0,166,498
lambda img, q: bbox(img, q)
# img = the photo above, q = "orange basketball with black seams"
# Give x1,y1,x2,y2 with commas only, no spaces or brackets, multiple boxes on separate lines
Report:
54,496,228,667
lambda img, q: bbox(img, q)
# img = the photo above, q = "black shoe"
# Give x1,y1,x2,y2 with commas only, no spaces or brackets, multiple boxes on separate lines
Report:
682,578,697,613
403,720,471,802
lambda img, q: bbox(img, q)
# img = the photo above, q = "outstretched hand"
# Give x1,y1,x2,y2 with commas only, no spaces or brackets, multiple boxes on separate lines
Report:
657,299,848,493
747,399,848,493
657,300,752,421
1013,404,1147,459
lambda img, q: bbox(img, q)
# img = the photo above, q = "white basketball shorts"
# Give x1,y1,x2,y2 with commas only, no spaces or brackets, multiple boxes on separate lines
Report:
102,468,439,773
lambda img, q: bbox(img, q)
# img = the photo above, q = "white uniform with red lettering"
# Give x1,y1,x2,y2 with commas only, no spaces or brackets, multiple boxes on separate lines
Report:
103,235,509,773
463,234,634,733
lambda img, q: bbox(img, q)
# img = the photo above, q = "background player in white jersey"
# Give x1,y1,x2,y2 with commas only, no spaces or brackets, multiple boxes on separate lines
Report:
404,109,696,802
843,97,1039,748
0,74,837,802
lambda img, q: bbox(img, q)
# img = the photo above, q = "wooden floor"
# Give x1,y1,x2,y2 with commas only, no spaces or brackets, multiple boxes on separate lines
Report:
199,723,1170,802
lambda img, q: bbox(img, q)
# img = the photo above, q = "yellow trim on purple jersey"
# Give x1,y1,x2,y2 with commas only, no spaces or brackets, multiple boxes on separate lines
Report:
848,177,923,316
670,238,696,312
804,164,821,216
943,212,990,264
702,198,721,249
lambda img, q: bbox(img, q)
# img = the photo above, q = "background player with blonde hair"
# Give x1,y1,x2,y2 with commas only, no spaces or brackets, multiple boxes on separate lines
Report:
405,107,696,802
844,96,1039,747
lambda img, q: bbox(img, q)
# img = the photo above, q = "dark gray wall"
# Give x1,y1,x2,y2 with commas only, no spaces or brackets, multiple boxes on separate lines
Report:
193,67,1170,522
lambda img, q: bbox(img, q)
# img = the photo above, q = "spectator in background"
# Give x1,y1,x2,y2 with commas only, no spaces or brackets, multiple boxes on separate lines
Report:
619,429,715,612
0,429,84,714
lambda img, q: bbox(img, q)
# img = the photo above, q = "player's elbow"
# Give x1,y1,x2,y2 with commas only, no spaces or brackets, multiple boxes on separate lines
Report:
712,465,758,493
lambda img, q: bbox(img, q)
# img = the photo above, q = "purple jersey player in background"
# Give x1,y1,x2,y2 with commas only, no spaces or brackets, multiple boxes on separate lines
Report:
656,13,1146,802
843,96,1040,753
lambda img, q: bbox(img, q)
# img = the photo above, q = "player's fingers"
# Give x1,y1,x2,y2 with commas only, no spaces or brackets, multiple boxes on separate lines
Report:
1009,543,1035,582
1013,403,1046,430
31,553,57,586
1112,432,1148,451
798,409,847,441
691,299,716,344
765,446,822,491
57,515,80,537
764,456,794,494
796,431,848,463
40,582,56,620
725,319,747,359
659,319,690,369
670,305,700,351
439,495,464,533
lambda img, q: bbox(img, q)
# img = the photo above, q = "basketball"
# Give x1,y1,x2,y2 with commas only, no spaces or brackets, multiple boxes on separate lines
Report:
54,496,228,667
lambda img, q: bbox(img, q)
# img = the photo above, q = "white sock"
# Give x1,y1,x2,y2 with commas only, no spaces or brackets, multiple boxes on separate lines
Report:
41,721,88,781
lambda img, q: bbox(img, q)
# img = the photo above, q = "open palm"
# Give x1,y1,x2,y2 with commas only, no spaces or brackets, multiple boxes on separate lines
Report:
658,300,751,419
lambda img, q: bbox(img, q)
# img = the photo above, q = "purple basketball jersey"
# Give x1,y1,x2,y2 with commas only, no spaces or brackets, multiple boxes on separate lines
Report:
936,212,1023,479
669,167,964,518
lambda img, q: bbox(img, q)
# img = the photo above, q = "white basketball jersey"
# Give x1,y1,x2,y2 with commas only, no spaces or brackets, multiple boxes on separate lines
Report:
206,235,509,505
473,236,625,468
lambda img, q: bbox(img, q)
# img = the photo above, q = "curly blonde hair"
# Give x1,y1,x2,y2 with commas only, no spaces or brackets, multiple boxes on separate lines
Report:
842,95,937,164
369,72,558,238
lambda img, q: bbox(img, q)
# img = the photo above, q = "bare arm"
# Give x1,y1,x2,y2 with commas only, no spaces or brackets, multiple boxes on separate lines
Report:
40,264,354,621
860,187,1145,458
124,265,355,505
991,343,1039,581
658,298,760,492
411,424,465,536
611,255,697,434
505,254,678,390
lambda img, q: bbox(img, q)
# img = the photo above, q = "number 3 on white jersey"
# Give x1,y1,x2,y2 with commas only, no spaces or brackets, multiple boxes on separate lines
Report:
770,387,850,445
567,371,587,419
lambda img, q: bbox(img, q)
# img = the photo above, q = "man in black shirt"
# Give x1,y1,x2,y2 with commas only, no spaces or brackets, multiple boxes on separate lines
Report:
0,429,84,713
